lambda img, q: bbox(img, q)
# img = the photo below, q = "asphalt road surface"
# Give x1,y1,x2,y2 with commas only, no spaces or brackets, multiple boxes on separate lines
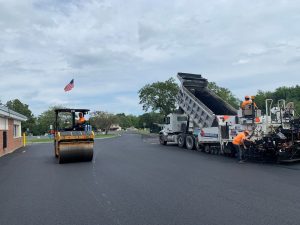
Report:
0,133,300,225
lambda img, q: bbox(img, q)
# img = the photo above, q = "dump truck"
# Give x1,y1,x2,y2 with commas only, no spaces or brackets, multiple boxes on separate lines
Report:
159,72,238,151
159,72,300,162
54,109,94,164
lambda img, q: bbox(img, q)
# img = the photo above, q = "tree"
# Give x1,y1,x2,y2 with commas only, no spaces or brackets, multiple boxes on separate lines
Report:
253,90,273,113
116,113,139,129
207,82,240,109
138,78,179,115
255,86,300,114
138,112,164,132
6,99,37,134
35,106,58,135
90,111,118,134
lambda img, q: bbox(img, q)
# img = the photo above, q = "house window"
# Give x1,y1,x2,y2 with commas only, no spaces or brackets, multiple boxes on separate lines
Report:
0,118,8,130
14,124,20,138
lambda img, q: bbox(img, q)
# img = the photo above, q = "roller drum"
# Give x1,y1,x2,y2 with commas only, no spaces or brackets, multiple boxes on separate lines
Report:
58,141,94,164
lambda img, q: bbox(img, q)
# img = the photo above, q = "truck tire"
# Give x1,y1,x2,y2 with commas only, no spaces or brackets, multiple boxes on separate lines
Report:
223,143,233,156
186,135,195,150
178,134,185,148
204,145,211,154
159,134,167,145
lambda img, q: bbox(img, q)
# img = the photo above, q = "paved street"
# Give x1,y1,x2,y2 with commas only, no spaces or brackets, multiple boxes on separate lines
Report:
0,132,300,225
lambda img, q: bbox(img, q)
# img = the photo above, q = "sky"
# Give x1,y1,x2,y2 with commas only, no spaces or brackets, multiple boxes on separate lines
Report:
0,0,299,116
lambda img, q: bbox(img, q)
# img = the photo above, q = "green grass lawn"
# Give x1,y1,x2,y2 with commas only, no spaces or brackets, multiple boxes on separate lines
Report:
27,138,53,143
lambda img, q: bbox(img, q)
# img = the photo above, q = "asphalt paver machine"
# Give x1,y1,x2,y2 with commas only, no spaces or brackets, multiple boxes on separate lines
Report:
159,72,300,162
54,108,94,164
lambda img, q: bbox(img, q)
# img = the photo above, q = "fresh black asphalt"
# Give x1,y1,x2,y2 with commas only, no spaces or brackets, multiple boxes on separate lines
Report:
0,133,300,225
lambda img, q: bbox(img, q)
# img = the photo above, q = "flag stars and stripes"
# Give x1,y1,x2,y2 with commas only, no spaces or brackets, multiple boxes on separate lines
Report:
64,79,74,92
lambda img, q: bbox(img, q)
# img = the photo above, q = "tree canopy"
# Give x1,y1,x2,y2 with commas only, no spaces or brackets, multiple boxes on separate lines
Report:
35,106,59,135
6,99,36,134
116,113,139,129
254,85,300,114
138,112,164,132
138,78,179,115
90,111,118,134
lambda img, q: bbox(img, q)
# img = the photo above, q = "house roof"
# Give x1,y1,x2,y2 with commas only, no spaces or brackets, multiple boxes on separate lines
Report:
0,105,27,121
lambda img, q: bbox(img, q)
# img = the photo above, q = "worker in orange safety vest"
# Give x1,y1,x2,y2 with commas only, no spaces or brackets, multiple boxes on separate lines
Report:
241,96,257,109
233,130,251,163
78,112,86,124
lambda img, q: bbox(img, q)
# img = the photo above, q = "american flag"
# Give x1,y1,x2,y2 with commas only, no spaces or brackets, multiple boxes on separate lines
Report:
64,79,74,92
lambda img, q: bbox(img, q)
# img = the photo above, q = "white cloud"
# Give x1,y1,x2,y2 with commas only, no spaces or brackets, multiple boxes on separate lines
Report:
0,0,300,115
115,95,139,108
233,59,250,65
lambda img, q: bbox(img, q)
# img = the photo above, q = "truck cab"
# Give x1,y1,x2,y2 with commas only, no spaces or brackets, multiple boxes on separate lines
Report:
159,113,188,145
162,113,188,134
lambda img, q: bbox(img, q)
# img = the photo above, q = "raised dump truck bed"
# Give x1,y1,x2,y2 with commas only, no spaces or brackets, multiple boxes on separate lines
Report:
177,72,236,128
194,89,237,115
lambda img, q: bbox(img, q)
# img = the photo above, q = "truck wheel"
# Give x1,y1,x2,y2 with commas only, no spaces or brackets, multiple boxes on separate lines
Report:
223,144,233,156
159,134,167,145
178,134,185,148
186,135,195,150
204,145,211,154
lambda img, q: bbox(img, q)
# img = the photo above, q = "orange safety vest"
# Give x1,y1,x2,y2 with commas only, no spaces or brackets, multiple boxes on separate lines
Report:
232,132,246,145
79,117,86,123
241,100,257,109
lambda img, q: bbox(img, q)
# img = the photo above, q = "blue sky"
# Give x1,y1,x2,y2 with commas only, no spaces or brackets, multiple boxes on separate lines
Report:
0,0,299,116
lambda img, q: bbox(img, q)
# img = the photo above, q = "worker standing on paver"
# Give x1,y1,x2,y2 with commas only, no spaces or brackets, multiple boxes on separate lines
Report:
241,96,257,109
233,130,251,163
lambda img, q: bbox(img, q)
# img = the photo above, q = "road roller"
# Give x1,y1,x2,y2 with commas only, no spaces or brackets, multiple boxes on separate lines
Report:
54,108,94,164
